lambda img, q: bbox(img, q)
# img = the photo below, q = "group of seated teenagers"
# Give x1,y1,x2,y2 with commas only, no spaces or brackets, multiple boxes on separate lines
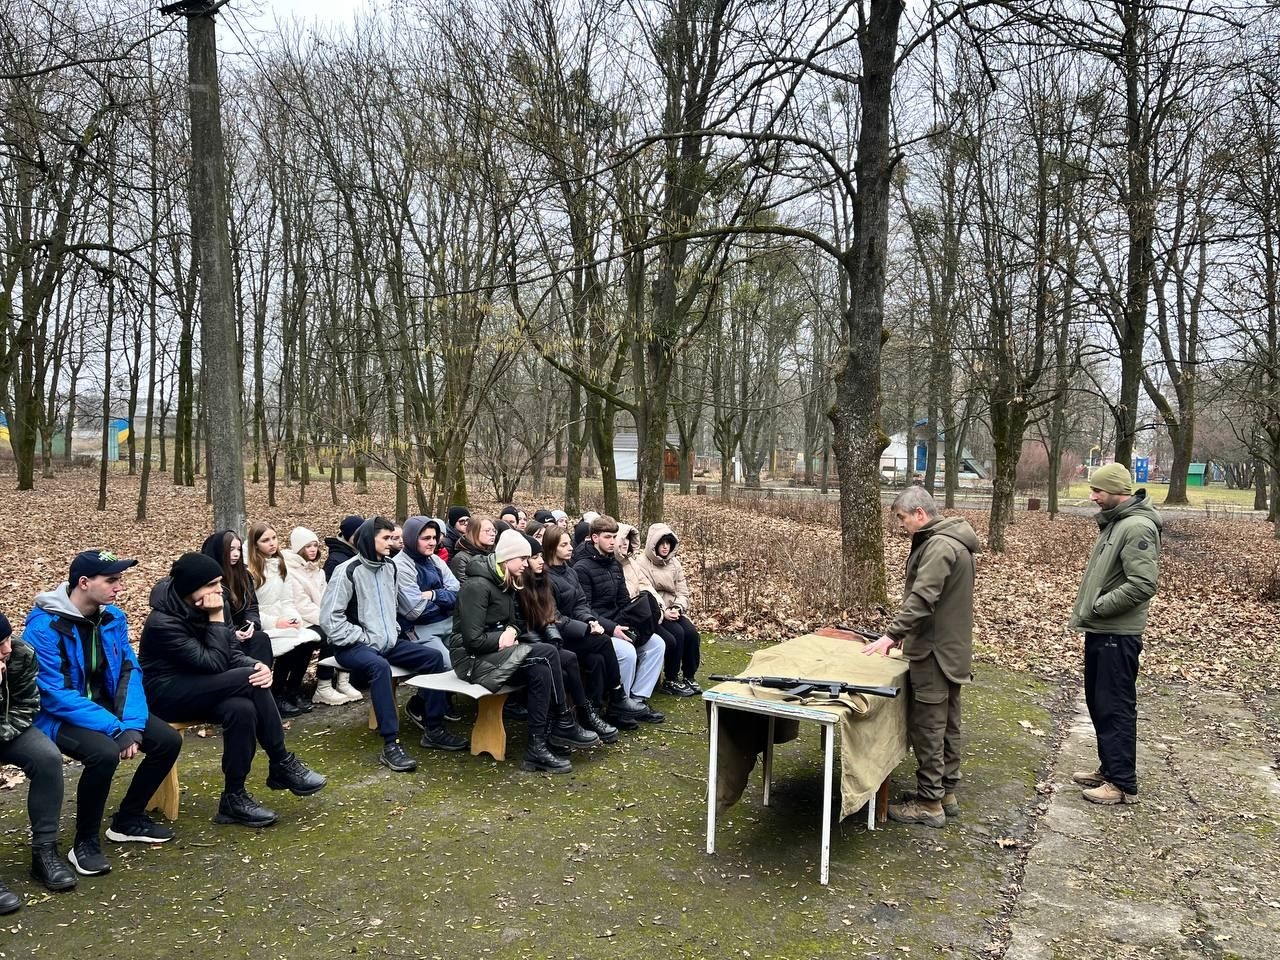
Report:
0,504,701,913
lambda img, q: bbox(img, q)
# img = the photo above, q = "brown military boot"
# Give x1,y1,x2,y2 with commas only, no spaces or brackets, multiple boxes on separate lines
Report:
902,790,958,817
1071,768,1106,788
888,797,946,828
1082,781,1140,805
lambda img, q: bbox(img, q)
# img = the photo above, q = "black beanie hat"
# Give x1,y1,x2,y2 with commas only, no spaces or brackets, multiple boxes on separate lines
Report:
447,506,471,527
170,552,225,599
339,515,364,540
0,612,11,641
524,534,542,557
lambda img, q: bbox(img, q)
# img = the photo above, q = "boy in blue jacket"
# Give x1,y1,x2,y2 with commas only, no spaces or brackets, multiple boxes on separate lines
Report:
25,550,182,878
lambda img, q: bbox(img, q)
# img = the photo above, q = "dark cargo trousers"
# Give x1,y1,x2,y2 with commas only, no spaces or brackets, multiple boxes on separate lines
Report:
1083,632,1142,794
906,654,962,802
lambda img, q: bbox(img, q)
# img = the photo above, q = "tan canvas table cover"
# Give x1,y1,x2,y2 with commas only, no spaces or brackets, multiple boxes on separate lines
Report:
709,632,909,820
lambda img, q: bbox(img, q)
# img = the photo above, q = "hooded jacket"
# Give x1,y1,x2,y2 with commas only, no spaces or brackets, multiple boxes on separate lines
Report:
615,523,644,599
319,519,402,653
446,554,532,691
322,536,357,581
886,515,980,687
138,577,258,702
632,522,690,612
200,531,261,630
0,639,41,743
25,584,149,741
1069,491,1162,635
283,527,326,627
393,516,459,629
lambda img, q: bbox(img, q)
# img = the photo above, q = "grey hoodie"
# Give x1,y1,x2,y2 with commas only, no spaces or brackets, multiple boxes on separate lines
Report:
319,519,402,653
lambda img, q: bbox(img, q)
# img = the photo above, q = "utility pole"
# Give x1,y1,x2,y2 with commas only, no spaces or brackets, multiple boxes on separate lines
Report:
162,0,245,532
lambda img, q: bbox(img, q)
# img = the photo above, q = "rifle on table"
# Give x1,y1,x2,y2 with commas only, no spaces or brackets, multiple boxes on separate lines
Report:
708,675,900,699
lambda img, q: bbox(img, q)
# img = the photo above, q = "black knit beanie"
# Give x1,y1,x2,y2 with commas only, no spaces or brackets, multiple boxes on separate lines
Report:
170,552,225,599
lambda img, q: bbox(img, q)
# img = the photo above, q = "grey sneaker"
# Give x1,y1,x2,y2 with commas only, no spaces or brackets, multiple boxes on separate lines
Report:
68,837,111,876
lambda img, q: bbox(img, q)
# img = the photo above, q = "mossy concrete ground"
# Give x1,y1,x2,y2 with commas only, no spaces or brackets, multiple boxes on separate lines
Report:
1006,683,1280,960
0,639,1069,959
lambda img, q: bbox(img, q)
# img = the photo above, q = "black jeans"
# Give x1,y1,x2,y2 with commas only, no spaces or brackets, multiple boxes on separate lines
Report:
273,640,321,694
237,629,274,667
655,614,701,680
147,668,286,793
1083,632,1142,794
54,714,183,841
0,726,65,846
561,619,621,705
516,641,566,739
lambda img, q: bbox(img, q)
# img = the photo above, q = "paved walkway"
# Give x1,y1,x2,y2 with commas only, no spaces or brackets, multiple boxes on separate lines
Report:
1006,684,1280,959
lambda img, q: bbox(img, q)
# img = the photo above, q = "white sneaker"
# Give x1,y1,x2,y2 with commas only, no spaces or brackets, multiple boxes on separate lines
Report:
312,681,348,707
334,672,364,702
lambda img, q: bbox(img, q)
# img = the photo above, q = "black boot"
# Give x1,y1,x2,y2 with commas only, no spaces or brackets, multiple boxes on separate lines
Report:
274,693,302,718
30,843,76,892
549,708,599,750
0,881,20,915
214,789,279,827
579,704,618,744
521,736,571,774
265,753,327,796
290,689,314,714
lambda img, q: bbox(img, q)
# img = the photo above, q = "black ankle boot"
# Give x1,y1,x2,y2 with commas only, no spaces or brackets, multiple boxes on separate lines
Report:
265,753,327,796
214,789,279,827
31,843,75,892
521,736,572,773
579,704,618,743
0,880,20,915
548,708,600,749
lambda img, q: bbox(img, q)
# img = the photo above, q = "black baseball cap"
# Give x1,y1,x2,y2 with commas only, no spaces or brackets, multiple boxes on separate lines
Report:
69,549,138,585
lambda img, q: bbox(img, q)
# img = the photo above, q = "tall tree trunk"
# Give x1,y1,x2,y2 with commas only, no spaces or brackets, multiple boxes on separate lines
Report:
827,0,903,608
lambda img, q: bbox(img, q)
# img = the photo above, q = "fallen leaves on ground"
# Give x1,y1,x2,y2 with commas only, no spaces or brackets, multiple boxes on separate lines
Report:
0,471,1276,696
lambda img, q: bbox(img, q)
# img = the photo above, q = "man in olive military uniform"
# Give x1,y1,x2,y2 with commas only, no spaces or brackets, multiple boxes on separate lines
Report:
864,487,979,827
1068,462,1161,805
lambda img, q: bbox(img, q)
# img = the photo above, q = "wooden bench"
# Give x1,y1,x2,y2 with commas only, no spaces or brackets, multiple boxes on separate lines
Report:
147,722,193,821
318,656,410,730
405,672,520,762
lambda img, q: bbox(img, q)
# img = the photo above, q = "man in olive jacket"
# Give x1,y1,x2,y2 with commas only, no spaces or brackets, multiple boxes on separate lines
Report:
864,487,978,828
1068,462,1161,806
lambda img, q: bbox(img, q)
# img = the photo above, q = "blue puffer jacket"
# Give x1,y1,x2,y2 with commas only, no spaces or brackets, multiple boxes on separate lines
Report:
25,584,149,741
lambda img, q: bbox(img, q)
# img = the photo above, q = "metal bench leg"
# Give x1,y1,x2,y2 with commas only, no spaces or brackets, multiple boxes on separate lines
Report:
471,691,510,761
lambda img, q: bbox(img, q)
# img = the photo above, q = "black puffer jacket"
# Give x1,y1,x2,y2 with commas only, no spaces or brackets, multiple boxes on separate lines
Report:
447,538,489,586
322,536,356,581
571,546,630,635
139,578,257,702
447,555,532,691
0,640,41,742
547,561,597,629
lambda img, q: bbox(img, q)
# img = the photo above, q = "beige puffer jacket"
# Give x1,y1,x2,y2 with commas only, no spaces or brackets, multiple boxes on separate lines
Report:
633,522,690,613
616,523,645,599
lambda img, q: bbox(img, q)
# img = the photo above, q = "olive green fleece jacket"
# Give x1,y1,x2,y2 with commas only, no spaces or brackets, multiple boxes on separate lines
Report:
1069,490,1162,635
886,515,979,685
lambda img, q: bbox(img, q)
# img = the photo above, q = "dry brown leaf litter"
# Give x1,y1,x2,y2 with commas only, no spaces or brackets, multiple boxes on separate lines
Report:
0,472,1275,697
